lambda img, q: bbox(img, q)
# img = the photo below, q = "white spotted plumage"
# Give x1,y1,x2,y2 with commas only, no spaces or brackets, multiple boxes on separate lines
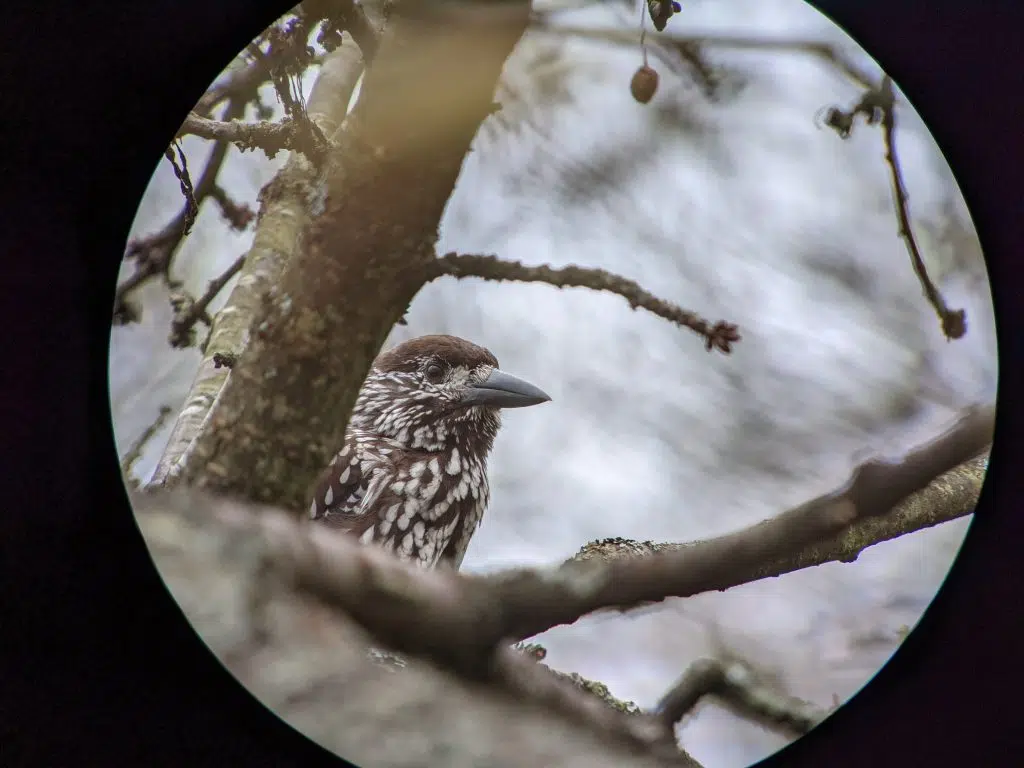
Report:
308,335,545,570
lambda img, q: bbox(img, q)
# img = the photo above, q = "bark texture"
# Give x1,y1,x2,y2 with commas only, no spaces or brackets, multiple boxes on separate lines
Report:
138,490,699,768
176,2,533,511
153,46,367,485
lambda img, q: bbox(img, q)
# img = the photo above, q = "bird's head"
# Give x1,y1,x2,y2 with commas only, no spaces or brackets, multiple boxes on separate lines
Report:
350,334,551,454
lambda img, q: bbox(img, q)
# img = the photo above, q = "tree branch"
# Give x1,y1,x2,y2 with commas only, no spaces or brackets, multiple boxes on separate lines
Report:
654,658,826,737
168,1,535,510
432,252,741,353
817,77,967,340
177,113,313,160
877,76,966,340
114,98,246,325
137,403,991,713
163,143,198,236
168,254,248,349
136,489,699,767
151,16,378,486
491,404,991,643
208,184,255,231
120,405,173,487
194,42,273,118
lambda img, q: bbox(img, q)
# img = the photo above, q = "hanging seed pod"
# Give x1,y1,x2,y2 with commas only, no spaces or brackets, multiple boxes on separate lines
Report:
630,65,659,104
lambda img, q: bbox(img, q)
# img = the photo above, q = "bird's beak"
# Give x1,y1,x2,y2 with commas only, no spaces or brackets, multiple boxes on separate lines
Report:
459,369,551,409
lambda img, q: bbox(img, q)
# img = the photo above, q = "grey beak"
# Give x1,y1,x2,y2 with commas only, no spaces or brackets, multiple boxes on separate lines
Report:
460,369,551,409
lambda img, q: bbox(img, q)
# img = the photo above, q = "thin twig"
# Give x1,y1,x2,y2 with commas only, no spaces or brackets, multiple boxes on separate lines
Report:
817,77,967,340
195,44,272,117
492,404,992,643
169,254,248,349
209,185,255,231
120,406,174,486
432,252,740,353
257,13,330,163
654,658,826,736
114,99,246,323
877,76,966,339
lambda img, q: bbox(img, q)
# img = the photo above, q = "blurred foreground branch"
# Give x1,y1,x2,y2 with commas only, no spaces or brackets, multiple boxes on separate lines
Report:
654,658,826,737
134,403,990,763
178,113,317,161
138,491,696,767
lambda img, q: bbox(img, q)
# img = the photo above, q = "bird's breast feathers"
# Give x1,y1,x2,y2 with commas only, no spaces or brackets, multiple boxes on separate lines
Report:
309,433,489,568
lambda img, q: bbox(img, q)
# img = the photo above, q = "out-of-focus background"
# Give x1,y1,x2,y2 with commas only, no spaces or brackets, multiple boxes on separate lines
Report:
110,1,997,766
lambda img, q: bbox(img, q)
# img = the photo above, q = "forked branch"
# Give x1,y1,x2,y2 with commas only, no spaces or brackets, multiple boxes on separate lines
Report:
136,402,992,701
654,658,826,736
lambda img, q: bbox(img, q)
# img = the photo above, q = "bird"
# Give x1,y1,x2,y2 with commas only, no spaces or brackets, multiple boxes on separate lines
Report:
308,334,551,570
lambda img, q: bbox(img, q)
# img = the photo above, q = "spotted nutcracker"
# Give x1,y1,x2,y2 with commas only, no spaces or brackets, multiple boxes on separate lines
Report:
308,335,551,569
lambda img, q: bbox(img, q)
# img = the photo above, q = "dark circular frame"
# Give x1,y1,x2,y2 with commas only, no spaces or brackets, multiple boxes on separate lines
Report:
3,1,1022,766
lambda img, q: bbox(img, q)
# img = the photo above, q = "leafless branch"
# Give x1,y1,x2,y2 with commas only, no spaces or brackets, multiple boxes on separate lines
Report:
114,99,246,324
250,13,330,163
432,252,741,353
877,78,966,339
195,44,273,118
120,405,173,486
208,185,255,231
818,77,967,340
169,254,248,349
138,490,699,768
491,403,991,643
573,450,985,585
149,40,369,488
177,112,321,161
654,658,826,737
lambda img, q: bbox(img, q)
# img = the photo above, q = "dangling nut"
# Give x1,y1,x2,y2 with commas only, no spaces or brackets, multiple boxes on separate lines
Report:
630,65,659,104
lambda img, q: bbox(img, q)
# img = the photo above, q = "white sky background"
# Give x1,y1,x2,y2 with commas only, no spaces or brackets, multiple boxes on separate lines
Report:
110,1,998,766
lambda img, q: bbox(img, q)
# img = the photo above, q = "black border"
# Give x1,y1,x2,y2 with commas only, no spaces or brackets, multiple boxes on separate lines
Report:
2,0,1022,765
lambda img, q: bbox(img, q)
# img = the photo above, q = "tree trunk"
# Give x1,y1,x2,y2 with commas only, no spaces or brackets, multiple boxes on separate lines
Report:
165,2,533,512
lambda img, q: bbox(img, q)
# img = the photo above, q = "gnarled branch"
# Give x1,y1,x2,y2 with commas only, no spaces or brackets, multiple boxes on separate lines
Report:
136,402,992,711
432,252,741,353
138,489,699,767
177,113,314,160
654,658,826,736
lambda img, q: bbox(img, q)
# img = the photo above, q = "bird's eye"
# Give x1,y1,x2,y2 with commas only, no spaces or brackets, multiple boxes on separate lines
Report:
425,363,445,383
